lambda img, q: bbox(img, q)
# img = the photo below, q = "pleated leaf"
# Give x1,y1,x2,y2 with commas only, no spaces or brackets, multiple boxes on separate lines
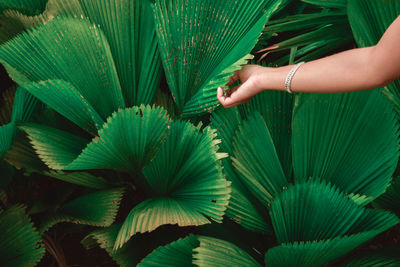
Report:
266,180,399,266
39,187,124,234
270,180,399,244
152,0,283,116
21,80,104,133
139,235,261,267
20,106,170,172
66,105,170,172
265,232,387,267
238,89,293,178
0,204,45,267
0,0,47,15
301,0,346,8
0,16,125,122
44,171,110,189
138,234,199,267
18,122,90,170
211,107,271,233
373,176,400,216
193,236,261,267
114,120,231,250
292,90,399,200
343,246,400,267
80,0,162,106
232,112,288,204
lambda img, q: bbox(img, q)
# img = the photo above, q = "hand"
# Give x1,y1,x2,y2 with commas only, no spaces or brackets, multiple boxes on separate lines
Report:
217,65,266,108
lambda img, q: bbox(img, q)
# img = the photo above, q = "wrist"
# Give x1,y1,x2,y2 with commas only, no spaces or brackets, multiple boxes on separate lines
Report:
255,66,290,92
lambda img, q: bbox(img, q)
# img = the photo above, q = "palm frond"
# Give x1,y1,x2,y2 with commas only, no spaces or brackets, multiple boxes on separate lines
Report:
152,0,284,117
0,204,45,267
39,187,124,234
20,106,170,172
211,106,271,234
114,120,231,250
0,0,47,16
80,0,162,106
44,171,111,189
292,90,399,200
373,176,400,216
139,235,261,267
0,17,125,124
265,180,399,266
301,0,346,9
232,112,288,204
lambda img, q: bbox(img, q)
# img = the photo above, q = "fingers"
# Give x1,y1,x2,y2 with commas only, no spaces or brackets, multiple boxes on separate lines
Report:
226,71,240,86
217,86,249,108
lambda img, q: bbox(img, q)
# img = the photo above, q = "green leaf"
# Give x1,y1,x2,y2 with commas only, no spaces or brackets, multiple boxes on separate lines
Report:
80,0,162,106
152,0,284,116
342,246,400,267
266,180,399,266
301,0,346,9
292,90,399,200
20,106,170,172
238,89,293,178
44,171,110,189
66,105,170,172
39,187,124,234
21,80,104,133
0,16,125,122
139,235,261,267
18,122,90,170
193,236,261,267
0,122,16,155
114,120,231,250
0,0,47,15
138,234,199,267
265,233,388,267
0,204,45,267
211,106,271,234
373,176,400,216
232,112,288,204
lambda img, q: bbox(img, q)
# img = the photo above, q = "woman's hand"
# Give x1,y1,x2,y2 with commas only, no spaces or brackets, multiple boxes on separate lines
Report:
217,65,267,108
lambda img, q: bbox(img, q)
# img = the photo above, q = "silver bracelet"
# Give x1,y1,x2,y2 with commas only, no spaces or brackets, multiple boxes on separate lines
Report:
285,61,305,94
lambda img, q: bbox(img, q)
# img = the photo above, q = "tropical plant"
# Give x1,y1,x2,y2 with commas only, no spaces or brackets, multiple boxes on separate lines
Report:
0,0,400,266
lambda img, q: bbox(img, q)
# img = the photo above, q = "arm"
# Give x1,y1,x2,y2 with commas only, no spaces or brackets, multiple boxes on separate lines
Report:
218,15,400,108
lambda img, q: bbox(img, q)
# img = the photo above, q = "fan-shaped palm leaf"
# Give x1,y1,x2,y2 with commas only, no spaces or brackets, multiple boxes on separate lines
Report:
39,187,124,235
113,120,231,250
211,106,271,234
139,235,261,267
0,86,38,155
20,105,170,172
0,204,45,267
343,246,400,267
44,171,111,189
79,0,162,106
0,17,125,133
0,0,47,16
232,112,288,204
373,176,400,216
292,90,399,200
265,180,399,266
152,0,283,117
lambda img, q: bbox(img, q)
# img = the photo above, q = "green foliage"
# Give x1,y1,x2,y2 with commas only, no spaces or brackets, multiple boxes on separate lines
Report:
0,0,400,266
0,205,45,266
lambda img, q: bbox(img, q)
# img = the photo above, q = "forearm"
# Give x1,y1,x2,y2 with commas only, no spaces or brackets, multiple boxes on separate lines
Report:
257,46,387,93
257,16,400,94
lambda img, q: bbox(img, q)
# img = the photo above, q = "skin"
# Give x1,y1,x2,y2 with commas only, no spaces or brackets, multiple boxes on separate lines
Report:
217,15,400,108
